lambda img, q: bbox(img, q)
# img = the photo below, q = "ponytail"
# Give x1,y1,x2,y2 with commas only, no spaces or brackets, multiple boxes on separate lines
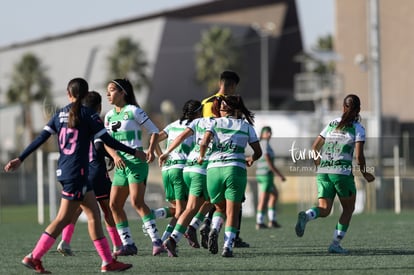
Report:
221,95,255,125
67,78,89,128
336,94,361,129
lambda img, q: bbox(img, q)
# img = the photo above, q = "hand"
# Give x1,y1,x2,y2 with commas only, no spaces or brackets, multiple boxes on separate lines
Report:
146,151,155,163
197,156,204,165
158,153,168,167
362,172,375,182
113,155,126,169
4,158,22,172
245,156,254,167
280,176,286,182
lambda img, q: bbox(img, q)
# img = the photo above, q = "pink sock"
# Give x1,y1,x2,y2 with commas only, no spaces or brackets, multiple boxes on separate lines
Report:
107,226,122,248
93,237,113,264
32,233,56,260
62,223,75,243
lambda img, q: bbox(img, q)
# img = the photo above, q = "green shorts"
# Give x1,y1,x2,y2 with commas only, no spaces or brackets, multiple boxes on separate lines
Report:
207,166,247,203
112,158,148,187
256,174,276,193
183,171,209,200
162,168,188,201
316,173,356,199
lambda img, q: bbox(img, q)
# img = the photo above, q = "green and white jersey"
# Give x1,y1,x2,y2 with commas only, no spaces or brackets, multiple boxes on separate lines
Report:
207,117,259,170
104,104,159,160
183,117,214,175
162,119,193,171
317,117,365,175
256,139,275,176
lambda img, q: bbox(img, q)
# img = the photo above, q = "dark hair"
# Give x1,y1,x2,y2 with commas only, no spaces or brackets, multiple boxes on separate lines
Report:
261,126,272,135
83,91,102,113
215,95,255,125
179,99,202,125
336,94,361,129
67,77,89,128
111,78,140,107
220,70,240,90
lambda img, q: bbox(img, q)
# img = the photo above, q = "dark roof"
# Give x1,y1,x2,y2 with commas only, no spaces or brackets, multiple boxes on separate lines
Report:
0,0,290,51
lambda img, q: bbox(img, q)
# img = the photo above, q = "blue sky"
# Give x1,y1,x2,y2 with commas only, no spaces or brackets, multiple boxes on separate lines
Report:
0,0,334,50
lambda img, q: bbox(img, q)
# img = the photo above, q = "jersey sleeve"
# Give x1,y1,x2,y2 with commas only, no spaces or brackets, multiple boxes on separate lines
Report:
247,124,259,143
18,115,57,161
133,107,159,134
355,123,366,142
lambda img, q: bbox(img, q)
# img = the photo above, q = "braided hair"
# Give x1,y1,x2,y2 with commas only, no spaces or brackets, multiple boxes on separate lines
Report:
336,94,361,130
179,99,202,125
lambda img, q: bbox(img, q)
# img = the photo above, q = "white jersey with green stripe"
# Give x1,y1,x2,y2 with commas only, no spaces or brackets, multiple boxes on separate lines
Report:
207,117,259,170
183,117,214,175
317,117,365,175
162,119,193,171
256,139,275,176
104,104,159,159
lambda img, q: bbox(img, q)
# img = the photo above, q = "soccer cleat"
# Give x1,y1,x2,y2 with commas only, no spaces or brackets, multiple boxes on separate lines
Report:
208,229,219,254
57,240,74,256
199,222,210,249
184,226,200,248
163,237,178,257
152,239,166,256
101,259,132,272
295,211,308,237
21,255,51,274
112,243,138,258
233,237,250,248
268,221,281,228
255,223,267,230
328,244,350,255
221,247,234,258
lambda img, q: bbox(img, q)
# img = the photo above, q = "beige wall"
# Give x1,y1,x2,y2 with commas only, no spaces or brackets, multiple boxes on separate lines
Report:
335,0,414,122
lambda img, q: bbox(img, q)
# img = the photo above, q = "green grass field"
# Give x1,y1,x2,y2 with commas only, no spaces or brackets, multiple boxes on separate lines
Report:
0,205,413,274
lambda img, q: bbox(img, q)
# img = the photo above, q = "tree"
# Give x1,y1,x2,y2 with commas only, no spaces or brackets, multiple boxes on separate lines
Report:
311,34,335,74
107,37,150,97
7,53,52,141
195,26,241,94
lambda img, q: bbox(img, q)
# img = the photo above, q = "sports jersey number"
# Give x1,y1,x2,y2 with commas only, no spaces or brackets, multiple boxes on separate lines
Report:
59,127,79,155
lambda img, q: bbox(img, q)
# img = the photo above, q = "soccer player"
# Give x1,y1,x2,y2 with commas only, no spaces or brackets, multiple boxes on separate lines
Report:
4,78,137,273
104,78,164,257
156,100,202,241
255,126,286,229
295,94,375,254
200,70,250,248
198,95,262,257
56,91,123,256
159,102,215,257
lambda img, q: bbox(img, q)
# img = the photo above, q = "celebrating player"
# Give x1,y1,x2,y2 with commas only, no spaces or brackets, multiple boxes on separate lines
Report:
295,94,375,254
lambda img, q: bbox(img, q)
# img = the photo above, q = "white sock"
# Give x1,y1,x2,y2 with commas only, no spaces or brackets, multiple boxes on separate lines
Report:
152,207,168,219
117,227,134,246
223,230,236,249
189,217,202,230
256,212,265,224
211,215,224,232
268,208,276,222
144,220,161,242
305,209,317,221
332,229,346,246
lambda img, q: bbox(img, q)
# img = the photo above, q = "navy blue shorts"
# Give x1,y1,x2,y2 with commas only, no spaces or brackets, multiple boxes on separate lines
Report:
60,176,93,201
